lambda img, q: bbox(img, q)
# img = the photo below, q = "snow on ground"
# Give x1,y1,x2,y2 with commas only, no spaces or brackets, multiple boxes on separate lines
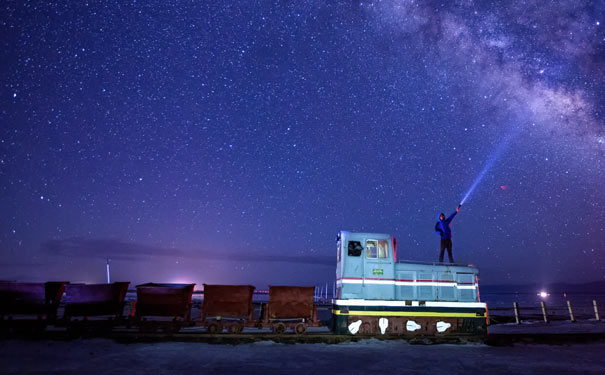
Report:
1,338,605,375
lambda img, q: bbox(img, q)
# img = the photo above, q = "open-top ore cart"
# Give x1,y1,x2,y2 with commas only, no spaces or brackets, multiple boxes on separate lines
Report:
0,281,67,333
135,283,195,333
62,282,130,332
261,285,320,334
200,284,255,334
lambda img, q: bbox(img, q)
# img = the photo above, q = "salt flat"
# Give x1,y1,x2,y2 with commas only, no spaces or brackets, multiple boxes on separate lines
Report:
1,338,604,375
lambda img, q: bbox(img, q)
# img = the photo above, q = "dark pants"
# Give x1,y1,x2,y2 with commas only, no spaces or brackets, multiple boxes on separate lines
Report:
439,239,454,263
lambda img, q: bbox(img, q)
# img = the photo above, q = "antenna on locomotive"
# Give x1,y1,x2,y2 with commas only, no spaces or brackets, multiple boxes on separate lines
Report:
106,257,111,284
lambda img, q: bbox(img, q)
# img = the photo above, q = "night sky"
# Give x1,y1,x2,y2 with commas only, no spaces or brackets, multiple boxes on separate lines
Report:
1,1,603,288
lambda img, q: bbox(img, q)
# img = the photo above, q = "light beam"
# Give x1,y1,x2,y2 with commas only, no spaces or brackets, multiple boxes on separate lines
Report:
460,127,520,205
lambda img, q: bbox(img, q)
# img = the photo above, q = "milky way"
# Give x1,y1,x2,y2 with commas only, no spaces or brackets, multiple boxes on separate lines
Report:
1,1,603,286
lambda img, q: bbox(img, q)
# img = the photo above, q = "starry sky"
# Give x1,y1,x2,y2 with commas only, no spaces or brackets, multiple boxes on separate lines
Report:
1,1,604,288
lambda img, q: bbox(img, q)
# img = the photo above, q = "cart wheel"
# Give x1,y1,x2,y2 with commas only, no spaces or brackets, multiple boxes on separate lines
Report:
228,323,243,334
170,322,182,333
139,321,158,333
294,323,306,335
33,321,48,334
139,324,151,333
0,320,8,336
160,322,181,334
91,321,112,335
207,322,222,334
273,322,286,335
67,322,86,336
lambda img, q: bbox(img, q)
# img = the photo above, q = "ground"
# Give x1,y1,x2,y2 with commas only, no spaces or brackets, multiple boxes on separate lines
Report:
1,338,605,375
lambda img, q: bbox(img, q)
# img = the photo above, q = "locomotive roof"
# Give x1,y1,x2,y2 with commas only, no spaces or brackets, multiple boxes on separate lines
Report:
339,230,393,239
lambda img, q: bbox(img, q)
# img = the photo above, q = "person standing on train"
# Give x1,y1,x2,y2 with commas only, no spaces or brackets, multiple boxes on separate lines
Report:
434,205,461,263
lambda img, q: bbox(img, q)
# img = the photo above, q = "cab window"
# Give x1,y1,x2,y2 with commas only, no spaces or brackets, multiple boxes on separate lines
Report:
366,239,389,259
366,240,377,258
378,240,389,258
347,241,362,256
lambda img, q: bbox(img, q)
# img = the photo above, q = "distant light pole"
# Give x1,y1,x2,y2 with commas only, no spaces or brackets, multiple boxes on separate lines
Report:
106,258,111,284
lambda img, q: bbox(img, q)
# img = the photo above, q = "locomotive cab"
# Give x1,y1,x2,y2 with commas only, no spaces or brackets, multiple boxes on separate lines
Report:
336,231,396,300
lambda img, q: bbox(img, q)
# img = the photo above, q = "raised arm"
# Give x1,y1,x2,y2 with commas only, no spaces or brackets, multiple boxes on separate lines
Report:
446,211,457,223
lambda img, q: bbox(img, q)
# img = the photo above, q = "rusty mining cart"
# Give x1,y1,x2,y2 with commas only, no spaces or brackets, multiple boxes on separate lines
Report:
134,283,196,333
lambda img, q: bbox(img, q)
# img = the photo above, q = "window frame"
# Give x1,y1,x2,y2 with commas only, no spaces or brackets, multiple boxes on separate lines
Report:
347,241,362,257
365,239,389,259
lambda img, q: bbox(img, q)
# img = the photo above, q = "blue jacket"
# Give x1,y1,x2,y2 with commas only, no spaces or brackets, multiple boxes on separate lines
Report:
435,212,457,239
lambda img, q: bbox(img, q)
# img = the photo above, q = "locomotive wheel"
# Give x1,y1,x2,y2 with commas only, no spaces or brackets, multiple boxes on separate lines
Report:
294,323,306,335
272,322,286,335
228,323,243,334
207,322,222,334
